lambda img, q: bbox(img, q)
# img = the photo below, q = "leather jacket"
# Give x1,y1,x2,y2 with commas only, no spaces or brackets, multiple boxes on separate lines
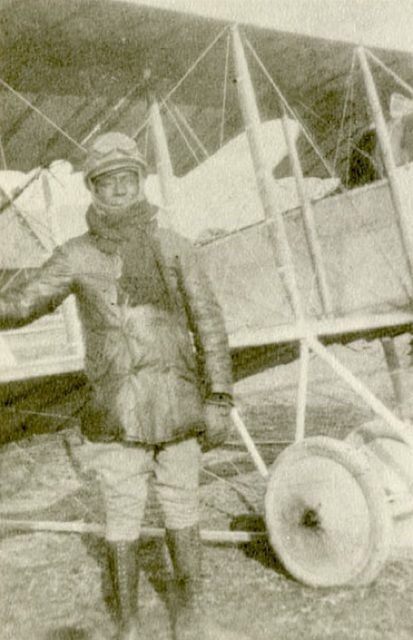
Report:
0,226,233,444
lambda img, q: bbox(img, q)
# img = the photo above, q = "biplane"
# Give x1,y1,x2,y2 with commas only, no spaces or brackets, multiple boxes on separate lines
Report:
1,0,413,590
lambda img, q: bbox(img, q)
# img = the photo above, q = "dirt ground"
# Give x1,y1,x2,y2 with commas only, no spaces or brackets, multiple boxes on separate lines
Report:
1,339,413,639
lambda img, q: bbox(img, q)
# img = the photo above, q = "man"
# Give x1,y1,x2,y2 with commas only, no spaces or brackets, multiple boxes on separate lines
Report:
0,132,235,639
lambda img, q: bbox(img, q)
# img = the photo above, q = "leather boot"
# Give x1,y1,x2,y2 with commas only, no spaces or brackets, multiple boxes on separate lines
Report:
165,526,202,640
107,540,140,640
165,527,254,640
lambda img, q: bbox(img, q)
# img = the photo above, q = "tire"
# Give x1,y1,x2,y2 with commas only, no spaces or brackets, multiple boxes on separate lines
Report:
345,418,407,449
346,419,413,520
265,436,392,588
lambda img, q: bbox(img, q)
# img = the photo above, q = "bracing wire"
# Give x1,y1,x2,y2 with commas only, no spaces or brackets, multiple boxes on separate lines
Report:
131,25,230,140
201,467,259,512
1,161,81,249
2,36,412,522
1,27,410,336
0,169,53,250
0,169,42,216
366,49,413,99
243,34,411,300
159,84,292,318
81,82,146,146
150,29,411,317
167,99,209,159
298,97,383,182
244,37,337,180
0,78,86,153
81,96,129,146
1,68,151,155
163,100,202,165
296,100,331,127
333,50,357,174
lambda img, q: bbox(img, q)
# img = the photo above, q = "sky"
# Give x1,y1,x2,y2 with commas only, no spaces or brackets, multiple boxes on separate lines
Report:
118,0,413,53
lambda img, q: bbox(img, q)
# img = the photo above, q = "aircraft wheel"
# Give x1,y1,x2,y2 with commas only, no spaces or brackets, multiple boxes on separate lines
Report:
265,436,392,588
346,420,413,519
345,418,407,448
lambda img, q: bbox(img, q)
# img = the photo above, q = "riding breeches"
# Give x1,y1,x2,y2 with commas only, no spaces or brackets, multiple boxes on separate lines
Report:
79,437,201,541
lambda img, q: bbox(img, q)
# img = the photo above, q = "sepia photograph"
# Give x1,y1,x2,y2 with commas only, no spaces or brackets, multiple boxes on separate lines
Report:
0,1,413,638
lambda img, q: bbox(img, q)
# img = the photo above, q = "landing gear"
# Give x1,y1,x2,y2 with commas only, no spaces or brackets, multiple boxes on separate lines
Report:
265,436,392,587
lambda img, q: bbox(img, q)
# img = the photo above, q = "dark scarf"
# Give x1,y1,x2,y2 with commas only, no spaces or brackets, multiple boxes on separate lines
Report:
86,200,172,309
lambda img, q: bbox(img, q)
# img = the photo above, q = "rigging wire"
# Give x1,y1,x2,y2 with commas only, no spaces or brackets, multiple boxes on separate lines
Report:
0,167,52,293
0,27,407,431
1,28,410,345
296,107,391,184
0,169,41,215
0,68,151,158
157,28,296,305
131,25,230,140
366,49,413,99
295,97,387,176
296,100,331,127
333,50,356,174
201,466,259,512
0,78,86,153
0,172,53,250
243,37,336,178
157,31,317,309
243,35,411,297
6,163,82,249
163,100,202,165
133,30,296,318
144,28,413,315
167,99,209,158
81,83,146,146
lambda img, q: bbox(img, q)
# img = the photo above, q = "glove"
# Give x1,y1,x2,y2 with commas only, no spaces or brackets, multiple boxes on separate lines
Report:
200,393,233,453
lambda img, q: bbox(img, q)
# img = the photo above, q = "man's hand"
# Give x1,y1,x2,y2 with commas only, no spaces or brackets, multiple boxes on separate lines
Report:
200,393,233,453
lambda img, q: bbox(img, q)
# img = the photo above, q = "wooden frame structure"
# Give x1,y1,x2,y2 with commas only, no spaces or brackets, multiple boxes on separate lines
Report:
1,25,413,586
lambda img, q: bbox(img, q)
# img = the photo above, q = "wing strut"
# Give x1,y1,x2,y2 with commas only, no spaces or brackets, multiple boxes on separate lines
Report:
232,27,413,441
281,112,333,317
148,90,271,477
358,47,413,288
231,25,303,320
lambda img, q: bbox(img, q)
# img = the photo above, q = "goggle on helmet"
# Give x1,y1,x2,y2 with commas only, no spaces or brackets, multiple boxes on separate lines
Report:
83,132,147,188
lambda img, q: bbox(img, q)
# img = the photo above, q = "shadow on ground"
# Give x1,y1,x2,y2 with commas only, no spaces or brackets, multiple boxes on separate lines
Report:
230,514,292,579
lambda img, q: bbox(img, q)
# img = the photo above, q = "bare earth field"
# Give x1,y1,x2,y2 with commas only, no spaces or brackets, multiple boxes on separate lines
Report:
1,338,413,639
